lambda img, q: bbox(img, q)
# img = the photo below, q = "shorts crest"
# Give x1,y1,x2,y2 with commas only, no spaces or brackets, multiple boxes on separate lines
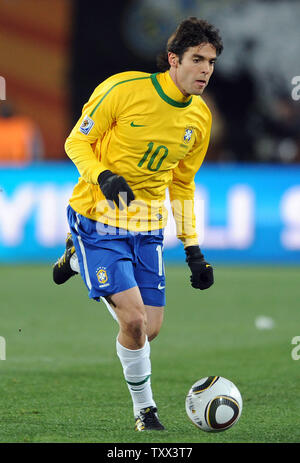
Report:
96,267,109,287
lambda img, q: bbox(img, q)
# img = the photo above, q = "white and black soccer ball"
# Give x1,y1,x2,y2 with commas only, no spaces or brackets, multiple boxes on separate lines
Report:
185,376,242,432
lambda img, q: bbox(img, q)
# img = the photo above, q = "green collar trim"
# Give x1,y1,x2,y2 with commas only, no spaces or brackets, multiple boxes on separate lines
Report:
150,73,192,108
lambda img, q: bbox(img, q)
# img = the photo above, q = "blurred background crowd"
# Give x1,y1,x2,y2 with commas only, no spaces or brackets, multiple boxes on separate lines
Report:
0,0,300,166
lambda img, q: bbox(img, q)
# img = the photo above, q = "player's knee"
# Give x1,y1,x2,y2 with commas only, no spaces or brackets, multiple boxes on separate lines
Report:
146,308,164,342
147,326,161,342
126,320,146,346
124,310,147,344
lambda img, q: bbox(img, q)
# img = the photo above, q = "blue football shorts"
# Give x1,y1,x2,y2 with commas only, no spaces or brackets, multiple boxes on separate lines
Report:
67,205,166,307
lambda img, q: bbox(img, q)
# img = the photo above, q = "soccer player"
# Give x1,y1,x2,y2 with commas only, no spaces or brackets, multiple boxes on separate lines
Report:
53,17,223,431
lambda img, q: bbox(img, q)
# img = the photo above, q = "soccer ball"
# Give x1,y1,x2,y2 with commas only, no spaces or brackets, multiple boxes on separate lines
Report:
185,376,242,432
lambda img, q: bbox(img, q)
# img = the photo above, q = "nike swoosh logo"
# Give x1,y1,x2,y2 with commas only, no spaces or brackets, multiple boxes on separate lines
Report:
158,283,165,290
130,121,146,127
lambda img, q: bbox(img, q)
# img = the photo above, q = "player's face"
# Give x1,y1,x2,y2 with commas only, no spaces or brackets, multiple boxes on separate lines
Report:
168,43,217,97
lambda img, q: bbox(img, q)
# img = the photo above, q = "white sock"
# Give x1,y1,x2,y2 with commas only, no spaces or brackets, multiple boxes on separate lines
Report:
116,337,156,416
70,252,80,273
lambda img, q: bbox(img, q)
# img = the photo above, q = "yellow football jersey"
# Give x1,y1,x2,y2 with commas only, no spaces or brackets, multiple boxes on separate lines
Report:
65,70,212,247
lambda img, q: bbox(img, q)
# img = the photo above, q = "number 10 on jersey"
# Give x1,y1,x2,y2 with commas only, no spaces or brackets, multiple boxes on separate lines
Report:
138,142,169,172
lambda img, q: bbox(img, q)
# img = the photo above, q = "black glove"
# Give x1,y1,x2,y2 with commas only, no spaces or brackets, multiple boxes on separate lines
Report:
98,170,135,210
185,245,214,290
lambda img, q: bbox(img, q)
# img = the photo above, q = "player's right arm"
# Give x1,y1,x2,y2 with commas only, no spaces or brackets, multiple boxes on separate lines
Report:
65,83,119,185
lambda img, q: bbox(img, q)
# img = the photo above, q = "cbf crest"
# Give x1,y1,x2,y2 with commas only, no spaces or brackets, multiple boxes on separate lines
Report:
96,267,109,287
183,126,194,144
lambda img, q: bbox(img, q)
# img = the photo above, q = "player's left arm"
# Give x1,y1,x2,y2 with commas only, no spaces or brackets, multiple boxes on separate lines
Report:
169,112,214,290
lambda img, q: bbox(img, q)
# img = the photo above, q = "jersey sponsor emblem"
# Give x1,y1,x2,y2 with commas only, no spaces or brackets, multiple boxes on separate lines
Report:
79,115,95,135
96,267,109,286
130,121,146,127
183,127,194,144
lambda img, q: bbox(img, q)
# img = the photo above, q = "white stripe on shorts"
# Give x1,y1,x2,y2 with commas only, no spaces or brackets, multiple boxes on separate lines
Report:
74,213,92,290
100,297,119,323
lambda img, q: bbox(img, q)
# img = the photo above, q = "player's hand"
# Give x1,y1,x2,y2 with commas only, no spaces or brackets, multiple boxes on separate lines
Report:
98,170,135,210
185,245,214,290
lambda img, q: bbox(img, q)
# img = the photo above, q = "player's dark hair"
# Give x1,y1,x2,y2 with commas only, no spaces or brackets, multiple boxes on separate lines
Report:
156,17,223,72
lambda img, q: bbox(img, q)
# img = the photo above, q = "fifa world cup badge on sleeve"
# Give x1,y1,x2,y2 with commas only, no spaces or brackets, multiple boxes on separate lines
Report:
79,115,95,135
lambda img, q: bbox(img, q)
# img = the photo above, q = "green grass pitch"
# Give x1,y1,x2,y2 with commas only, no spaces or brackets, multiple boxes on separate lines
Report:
0,264,299,443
